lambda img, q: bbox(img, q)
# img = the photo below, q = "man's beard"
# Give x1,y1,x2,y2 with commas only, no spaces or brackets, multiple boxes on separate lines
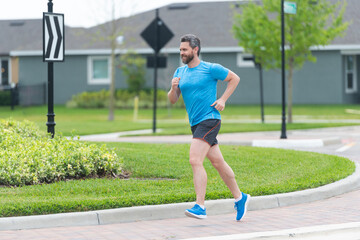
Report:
181,52,194,64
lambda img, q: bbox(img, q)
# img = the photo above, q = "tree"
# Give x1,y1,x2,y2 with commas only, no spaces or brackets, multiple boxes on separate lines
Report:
232,0,349,123
88,0,138,121
119,52,146,95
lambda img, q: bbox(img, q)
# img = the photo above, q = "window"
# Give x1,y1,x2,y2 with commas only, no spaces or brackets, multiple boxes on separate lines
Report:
237,53,255,68
0,59,10,86
345,55,357,94
87,56,110,85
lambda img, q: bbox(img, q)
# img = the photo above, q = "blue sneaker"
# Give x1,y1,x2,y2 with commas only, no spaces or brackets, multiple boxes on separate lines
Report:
234,192,250,221
185,204,207,219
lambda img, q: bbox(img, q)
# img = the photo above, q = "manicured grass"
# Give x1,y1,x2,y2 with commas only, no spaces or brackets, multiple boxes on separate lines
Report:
0,142,355,217
0,105,357,217
0,105,359,136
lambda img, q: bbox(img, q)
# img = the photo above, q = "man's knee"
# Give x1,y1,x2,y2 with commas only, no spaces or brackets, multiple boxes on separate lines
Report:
189,156,203,167
208,156,225,169
210,159,222,169
214,162,236,178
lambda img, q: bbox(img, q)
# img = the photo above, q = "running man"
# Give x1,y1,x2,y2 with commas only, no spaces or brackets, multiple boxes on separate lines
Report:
167,34,250,221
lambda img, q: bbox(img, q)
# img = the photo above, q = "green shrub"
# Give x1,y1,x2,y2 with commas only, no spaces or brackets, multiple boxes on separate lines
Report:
0,119,123,186
0,91,11,106
67,89,109,108
66,89,185,109
119,51,146,94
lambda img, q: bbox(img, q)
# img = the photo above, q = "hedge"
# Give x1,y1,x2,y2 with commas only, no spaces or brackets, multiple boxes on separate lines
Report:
0,91,11,106
66,89,185,109
0,119,123,186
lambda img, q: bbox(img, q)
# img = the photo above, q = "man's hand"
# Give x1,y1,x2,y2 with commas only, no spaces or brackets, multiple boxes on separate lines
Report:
171,77,181,90
168,77,181,104
211,99,226,111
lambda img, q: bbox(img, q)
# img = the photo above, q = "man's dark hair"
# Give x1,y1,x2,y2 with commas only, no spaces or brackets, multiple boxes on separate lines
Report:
180,34,201,56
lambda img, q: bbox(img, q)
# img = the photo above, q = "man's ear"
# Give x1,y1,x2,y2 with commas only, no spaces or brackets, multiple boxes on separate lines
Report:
194,46,199,55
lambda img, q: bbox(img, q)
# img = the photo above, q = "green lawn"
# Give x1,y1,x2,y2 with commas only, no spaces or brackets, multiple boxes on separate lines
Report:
0,105,357,217
0,104,359,136
0,142,355,217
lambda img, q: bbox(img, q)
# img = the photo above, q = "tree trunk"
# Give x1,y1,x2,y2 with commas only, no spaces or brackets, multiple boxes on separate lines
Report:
287,58,294,124
108,2,116,122
108,39,116,121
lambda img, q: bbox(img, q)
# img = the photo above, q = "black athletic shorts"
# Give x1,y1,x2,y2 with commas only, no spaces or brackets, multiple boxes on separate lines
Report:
191,119,221,146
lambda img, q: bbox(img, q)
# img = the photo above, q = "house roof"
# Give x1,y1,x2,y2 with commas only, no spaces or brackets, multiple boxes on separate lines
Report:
0,18,92,56
0,19,42,55
2,0,360,56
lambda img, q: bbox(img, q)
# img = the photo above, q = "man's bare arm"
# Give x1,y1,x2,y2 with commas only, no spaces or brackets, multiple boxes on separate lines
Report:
168,77,181,104
211,71,240,111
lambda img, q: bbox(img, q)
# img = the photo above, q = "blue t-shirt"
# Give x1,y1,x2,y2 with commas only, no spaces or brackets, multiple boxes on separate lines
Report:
173,61,229,126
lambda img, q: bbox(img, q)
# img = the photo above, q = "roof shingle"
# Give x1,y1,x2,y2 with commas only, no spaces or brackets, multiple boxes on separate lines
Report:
1,0,358,55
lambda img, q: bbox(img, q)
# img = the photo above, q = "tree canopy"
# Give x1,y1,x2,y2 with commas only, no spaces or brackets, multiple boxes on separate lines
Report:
233,0,349,69
232,0,349,122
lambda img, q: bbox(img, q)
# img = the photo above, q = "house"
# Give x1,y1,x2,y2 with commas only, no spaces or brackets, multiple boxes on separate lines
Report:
1,0,359,106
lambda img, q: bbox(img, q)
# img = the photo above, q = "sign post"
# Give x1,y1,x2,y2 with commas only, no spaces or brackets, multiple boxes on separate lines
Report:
43,0,64,138
244,56,265,123
280,0,286,139
141,9,174,133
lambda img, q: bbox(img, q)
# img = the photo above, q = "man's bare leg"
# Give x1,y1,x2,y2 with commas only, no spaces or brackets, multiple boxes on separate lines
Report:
189,139,211,205
206,144,241,199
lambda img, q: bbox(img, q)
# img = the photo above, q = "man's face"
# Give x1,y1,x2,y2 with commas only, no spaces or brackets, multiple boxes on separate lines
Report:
180,42,196,64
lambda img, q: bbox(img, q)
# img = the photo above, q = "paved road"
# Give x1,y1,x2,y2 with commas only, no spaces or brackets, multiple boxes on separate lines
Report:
1,126,360,239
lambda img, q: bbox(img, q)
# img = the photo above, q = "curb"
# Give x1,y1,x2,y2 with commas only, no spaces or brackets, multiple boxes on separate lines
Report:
252,137,340,148
1,162,359,231
181,222,360,240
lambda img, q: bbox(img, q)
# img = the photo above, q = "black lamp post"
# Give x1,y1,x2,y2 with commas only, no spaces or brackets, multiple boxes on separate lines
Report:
244,55,265,123
46,0,56,138
280,0,287,139
258,61,265,123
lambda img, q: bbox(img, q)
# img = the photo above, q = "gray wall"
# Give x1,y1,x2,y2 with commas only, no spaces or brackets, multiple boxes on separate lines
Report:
203,50,349,105
19,56,47,86
19,55,127,104
18,49,359,105
293,50,343,104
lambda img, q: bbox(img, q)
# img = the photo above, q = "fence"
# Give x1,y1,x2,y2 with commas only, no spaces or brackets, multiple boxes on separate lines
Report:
0,85,18,109
18,83,46,106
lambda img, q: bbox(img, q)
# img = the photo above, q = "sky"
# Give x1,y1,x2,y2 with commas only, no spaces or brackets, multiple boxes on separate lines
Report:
0,0,237,28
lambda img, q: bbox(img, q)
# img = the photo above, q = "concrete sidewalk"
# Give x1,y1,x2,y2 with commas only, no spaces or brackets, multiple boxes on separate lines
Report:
78,127,343,148
2,189,360,239
0,161,359,231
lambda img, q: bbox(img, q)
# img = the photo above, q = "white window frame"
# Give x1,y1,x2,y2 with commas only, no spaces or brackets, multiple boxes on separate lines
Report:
87,56,111,85
236,53,255,68
345,55,357,94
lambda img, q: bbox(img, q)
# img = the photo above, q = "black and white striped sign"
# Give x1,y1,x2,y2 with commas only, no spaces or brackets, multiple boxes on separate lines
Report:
43,12,64,62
